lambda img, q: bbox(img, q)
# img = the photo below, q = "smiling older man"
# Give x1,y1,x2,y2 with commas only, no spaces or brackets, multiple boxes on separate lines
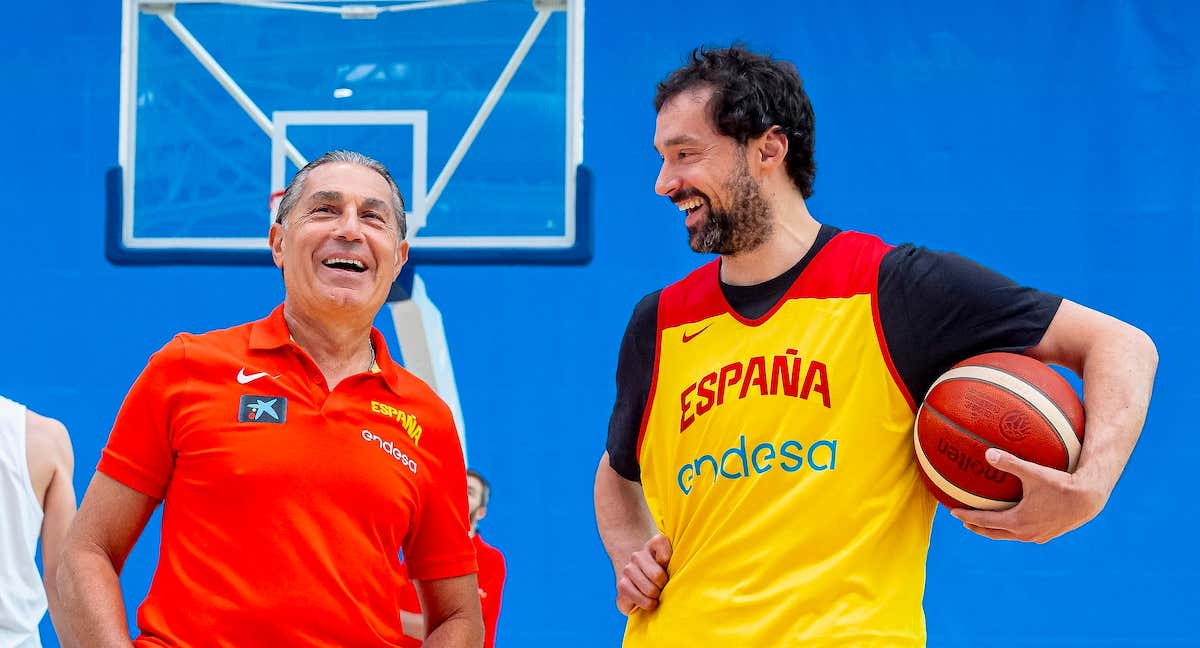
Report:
58,151,483,647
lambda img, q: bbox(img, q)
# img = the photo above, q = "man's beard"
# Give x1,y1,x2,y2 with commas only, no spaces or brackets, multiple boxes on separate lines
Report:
686,159,773,255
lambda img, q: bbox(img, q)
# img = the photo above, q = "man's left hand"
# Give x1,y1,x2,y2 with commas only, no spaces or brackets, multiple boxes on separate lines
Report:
949,448,1108,543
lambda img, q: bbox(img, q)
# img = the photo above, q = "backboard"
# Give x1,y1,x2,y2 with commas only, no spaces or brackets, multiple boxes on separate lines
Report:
110,0,588,265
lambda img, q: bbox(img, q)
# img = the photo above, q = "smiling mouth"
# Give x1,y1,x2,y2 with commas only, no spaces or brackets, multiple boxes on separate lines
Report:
675,196,705,215
322,257,367,273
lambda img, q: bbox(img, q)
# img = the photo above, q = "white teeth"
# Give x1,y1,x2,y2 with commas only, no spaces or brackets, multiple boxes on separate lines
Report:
675,197,704,211
323,257,365,269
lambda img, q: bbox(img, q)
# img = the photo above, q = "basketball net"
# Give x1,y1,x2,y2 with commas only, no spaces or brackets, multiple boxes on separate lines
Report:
269,190,285,223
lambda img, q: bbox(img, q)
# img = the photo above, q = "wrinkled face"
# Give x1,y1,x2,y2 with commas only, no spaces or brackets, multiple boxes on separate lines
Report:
467,474,487,531
269,162,407,317
653,87,773,255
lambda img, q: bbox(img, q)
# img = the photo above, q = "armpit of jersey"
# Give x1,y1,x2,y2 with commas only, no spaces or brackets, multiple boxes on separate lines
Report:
877,244,1063,402
605,290,661,482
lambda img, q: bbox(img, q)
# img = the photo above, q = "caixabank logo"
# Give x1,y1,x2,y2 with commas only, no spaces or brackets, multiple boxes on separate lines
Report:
238,395,287,424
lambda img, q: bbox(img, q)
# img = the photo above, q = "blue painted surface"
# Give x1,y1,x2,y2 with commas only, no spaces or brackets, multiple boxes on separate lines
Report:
0,1,1196,645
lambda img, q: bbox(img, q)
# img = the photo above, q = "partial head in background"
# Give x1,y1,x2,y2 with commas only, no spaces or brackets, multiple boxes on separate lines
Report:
467,469,490,535
269,150,409,322
652,45,816,255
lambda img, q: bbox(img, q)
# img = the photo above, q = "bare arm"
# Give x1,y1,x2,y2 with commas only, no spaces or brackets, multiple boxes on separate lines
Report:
414,573,483,647
25,412,77,639
57,472,159,648
953,299,1158,542
595,453,655,571
1026,299,1158,497
594,453,670,613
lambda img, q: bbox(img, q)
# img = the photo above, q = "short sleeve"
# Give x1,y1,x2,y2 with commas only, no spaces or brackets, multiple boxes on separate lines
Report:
878,245,1064,402
605,291,660,482
97,336,188,499
402,411,477,582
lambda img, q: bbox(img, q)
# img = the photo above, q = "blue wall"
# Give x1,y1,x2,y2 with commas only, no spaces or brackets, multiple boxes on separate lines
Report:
2,1,1196,646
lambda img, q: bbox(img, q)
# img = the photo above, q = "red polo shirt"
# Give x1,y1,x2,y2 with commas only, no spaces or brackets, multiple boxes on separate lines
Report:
398,532,506,647
473,533,506,648
98,305,477,647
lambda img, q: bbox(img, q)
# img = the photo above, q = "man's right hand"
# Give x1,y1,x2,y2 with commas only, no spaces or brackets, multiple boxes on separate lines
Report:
615,533,671,615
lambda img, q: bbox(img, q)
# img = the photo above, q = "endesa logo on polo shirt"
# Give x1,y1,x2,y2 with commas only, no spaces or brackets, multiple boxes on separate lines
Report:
361,430,419,474
238,395,287,423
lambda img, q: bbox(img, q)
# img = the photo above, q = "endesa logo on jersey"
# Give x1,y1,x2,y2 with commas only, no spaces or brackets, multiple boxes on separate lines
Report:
677,434,838,495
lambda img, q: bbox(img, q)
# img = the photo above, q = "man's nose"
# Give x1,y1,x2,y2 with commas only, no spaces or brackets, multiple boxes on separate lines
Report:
332,207,365,240
655,162,681,197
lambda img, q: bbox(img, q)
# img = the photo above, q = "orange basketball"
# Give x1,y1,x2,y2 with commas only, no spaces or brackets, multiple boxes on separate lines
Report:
913,352,1085,510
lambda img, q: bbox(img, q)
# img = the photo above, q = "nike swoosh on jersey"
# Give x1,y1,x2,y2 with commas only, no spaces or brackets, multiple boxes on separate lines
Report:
681,323,712,343
236,368,277,384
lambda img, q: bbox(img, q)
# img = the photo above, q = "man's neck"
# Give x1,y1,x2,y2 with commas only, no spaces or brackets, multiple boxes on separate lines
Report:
720,193,821,286
283,302,376,389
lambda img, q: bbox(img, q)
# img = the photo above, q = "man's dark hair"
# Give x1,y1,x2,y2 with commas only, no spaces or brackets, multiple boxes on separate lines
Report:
654,45,816,199
467,469,490,507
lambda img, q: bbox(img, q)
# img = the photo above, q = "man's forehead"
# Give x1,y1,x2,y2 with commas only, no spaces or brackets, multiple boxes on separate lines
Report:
655,86,718,146
303,162,391,201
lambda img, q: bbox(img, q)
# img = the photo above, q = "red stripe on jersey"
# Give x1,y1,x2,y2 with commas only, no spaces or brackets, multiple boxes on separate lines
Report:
636,323,665,463
871,264,917,413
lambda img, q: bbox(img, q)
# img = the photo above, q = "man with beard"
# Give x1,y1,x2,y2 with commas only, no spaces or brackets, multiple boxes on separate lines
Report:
593,46,1157,647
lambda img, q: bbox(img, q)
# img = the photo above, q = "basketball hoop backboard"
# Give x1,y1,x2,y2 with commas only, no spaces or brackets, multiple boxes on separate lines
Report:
109,0,588,265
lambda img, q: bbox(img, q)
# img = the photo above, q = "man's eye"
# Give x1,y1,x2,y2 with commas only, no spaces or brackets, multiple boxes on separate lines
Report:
363,212,383,221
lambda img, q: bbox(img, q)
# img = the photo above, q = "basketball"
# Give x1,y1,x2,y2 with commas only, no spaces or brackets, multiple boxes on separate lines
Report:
913,352,1085,510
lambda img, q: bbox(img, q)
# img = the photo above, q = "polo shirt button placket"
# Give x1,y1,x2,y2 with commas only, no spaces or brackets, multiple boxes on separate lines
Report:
304,365,328,405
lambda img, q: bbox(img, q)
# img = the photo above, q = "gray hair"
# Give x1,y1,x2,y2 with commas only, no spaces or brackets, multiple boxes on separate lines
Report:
274,150,408,240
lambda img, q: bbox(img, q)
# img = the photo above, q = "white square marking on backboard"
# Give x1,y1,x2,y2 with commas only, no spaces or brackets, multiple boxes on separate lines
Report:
271,110,429,237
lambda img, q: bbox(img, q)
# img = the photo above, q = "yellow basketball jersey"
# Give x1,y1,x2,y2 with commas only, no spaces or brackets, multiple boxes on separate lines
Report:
624,232,936,647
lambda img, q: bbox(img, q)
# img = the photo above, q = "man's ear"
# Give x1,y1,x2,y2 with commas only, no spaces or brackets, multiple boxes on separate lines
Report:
754,126,789,176
474,504,488,523
393,240,410,282
269,222,286,269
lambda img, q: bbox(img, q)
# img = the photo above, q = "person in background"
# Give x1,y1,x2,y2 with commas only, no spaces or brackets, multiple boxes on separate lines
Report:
0,395,75,647
402,469,506,647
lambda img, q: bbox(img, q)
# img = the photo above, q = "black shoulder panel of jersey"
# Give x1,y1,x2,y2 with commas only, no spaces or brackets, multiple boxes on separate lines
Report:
878,244,1064,404
605,290,661,482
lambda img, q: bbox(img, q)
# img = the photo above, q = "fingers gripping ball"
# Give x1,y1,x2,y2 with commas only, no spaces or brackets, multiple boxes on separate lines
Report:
913,352,1085,510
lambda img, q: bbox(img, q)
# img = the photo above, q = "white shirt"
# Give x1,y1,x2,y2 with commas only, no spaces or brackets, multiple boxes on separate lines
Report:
0,395,46,648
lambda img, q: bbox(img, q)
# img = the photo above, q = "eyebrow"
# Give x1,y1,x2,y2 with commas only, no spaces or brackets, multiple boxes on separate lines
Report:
360,197,390,214
654,134,701,153
309,190,344,204
309,191,394,219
